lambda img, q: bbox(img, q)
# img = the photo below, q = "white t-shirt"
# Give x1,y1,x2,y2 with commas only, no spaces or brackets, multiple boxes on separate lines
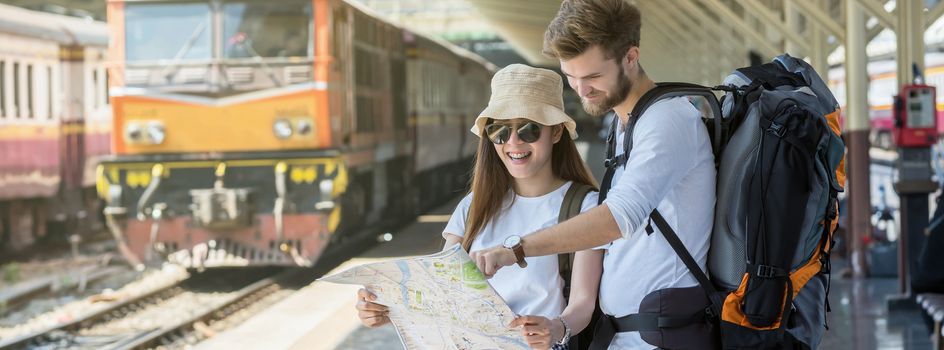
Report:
443,181,599,318
600,97,716,349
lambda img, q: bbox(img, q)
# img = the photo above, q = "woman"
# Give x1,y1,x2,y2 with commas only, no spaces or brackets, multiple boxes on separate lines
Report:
355,64,603,350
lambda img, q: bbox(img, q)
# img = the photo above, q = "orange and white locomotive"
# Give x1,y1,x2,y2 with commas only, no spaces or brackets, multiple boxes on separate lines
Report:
100,0,493,268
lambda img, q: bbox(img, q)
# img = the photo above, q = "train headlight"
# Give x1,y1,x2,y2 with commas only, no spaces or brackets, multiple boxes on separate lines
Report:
315,179,335,210
273,119,293,139
319,179,334,196
107,184,122,206
124,122,143,143
296,119,313,136
124,121,165,145
146,121,165,144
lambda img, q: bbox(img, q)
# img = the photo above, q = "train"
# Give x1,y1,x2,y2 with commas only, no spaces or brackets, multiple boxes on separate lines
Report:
828,52,944,149
98,0,495,268
0,4,111,254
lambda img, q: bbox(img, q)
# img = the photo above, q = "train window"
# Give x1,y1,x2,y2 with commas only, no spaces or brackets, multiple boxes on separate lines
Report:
91,69,98,111
26,65,33,119
12,62,19,118
222,0,311,59
355,48,370,87
0,61,5,118
354,13,367,43
331,7,343,57
356,96,375,132
47,66,53,120
94,67,106,110
125,3,211,61
104,69,110,106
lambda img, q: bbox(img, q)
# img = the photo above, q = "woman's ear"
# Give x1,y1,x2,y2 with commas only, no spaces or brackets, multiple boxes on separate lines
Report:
553,125,564,144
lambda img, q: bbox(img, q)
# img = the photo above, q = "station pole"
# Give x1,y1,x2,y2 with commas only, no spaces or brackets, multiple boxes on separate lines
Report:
844,0,871,279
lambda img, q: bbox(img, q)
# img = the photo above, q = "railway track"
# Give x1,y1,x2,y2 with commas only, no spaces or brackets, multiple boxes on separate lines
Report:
0,267,309,350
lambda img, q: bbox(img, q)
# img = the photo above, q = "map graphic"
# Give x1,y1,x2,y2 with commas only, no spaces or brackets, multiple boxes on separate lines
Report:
320,244,529,350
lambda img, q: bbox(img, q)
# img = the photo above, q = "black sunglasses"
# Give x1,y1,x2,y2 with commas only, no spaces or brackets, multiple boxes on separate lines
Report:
484,122,543,144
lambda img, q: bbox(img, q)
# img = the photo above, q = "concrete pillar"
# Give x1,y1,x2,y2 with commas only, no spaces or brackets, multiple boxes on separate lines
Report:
784,0,803,58
807,0,830,78
897,0,926,86
845,0,871,278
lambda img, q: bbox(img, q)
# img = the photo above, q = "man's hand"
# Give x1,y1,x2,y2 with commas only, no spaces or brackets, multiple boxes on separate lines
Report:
510,315,564,350
354,288,390,328
469,245,517,277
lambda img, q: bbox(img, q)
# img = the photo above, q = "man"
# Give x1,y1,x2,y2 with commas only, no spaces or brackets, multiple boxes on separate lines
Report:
471,1,716,348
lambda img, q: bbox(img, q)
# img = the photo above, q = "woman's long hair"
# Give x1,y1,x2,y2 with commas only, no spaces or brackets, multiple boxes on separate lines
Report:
461,123,598,251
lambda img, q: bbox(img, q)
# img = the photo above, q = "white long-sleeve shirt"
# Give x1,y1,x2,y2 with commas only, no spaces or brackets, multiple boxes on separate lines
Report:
599,97,716,349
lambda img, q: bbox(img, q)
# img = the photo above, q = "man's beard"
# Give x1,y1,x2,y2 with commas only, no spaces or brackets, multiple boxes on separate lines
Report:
581,64,633,117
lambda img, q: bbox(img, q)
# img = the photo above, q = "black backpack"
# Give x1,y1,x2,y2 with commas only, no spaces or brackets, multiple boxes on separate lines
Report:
914,193,944,295
592,54,845,349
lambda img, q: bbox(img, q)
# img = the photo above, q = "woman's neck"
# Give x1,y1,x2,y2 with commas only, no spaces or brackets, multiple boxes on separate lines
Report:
512,170,566,198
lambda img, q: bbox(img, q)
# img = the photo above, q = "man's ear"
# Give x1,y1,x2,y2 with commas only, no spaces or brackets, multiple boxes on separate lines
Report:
553,125,564,143
624,46,640,71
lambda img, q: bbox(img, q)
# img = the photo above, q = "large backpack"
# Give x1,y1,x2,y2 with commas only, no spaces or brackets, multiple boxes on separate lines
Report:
596,54,846,349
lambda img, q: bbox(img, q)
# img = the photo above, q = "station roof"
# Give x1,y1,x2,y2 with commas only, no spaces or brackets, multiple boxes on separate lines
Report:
464,0,944,84
9,0,944,84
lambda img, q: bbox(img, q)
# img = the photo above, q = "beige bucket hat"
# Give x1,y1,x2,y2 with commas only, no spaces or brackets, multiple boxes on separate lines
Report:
471,64,578,139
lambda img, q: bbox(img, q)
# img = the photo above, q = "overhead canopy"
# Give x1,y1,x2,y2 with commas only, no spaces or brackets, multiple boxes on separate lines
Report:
463,0,944,85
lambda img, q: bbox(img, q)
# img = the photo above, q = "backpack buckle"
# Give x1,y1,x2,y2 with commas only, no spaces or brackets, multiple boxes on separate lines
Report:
755,264,784,278
704,305,717,322
604,158,613,168
766,122,786,137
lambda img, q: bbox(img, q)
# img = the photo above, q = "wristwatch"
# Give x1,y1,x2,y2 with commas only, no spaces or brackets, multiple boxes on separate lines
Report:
502,235,527,268
557,317,572,345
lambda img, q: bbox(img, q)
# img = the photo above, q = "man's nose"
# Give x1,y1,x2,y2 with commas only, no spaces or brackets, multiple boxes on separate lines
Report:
577,82,594,98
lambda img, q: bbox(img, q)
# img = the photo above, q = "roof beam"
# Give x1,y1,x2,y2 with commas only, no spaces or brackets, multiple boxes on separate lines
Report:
791,0,846,42
643,3,693,45
468,7,556,24
699,0,779,57
641,17,686,80
675,0,740,79
739,0,811,54
640,6,690,50
675,0,735,47
644,3,703,81
856,0,896,32
928,0,944,30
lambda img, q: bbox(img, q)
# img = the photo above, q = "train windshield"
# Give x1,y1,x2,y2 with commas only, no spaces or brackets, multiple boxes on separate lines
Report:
124,3,212,61
222,0,312,59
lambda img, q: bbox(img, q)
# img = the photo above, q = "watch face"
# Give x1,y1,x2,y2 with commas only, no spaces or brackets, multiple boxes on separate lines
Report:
503,235,521,248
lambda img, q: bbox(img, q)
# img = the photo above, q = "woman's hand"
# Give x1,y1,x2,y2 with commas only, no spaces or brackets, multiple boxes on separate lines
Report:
510,315,564,350
354,288,389,327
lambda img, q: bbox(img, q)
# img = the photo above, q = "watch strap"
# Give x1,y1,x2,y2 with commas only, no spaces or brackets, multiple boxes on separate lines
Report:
512,244,527,268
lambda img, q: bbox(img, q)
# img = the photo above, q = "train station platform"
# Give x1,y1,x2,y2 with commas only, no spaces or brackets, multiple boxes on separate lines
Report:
193,196,462,350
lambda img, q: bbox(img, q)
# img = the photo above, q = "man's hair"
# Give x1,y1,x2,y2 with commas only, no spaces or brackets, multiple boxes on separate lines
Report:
543,0,642,61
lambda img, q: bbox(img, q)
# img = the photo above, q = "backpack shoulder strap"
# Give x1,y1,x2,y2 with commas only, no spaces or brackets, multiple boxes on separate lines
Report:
650,209,724,314
558,182,595,300
600,83,723,203
559,182,594,223
631,83,723,151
